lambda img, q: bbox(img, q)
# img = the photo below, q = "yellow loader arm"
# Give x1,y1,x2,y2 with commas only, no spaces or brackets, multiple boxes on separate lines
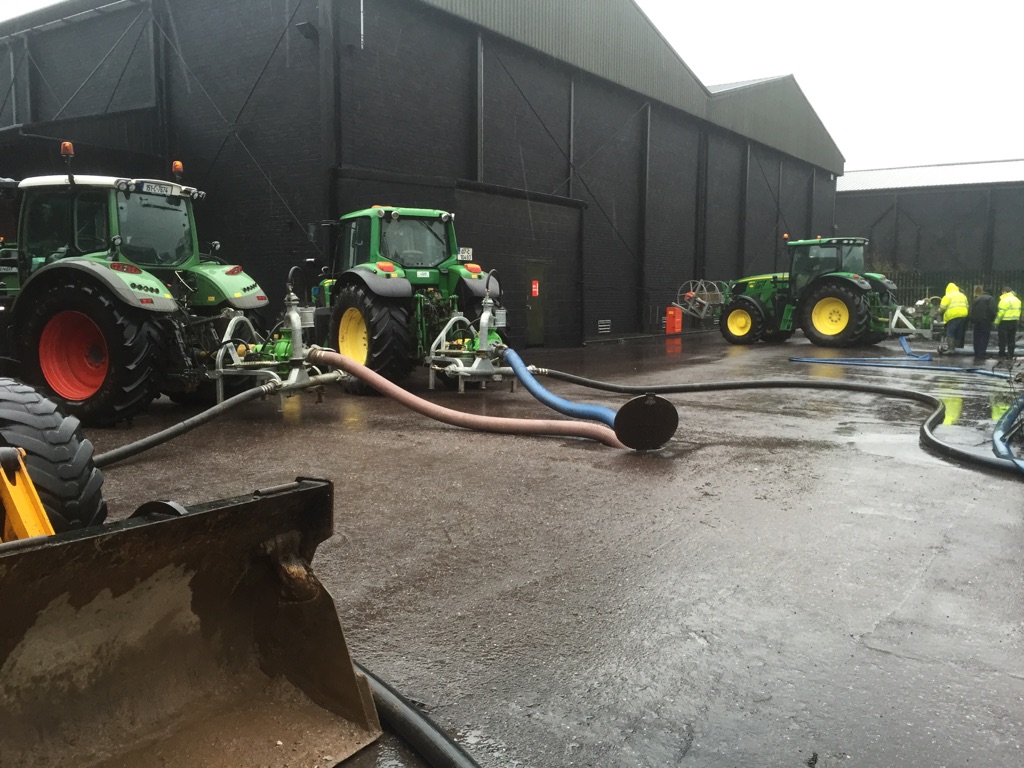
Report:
0,446,55,542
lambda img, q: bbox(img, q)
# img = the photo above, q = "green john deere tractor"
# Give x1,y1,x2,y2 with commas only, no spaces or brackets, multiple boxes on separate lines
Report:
0,143,269,424
306,206,507,393
719,236,897,348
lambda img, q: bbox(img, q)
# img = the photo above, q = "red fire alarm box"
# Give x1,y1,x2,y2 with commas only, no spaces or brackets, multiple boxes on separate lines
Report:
531,280,539,297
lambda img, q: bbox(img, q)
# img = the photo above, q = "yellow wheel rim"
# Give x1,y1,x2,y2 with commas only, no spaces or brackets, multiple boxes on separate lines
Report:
811,297,849,336
338,307,369,363
726,308,752,337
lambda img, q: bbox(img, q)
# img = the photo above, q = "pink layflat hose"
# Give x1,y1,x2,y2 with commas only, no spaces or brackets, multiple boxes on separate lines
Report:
307,349,626,450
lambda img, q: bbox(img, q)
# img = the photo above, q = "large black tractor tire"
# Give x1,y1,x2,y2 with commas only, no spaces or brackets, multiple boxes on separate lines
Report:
720,298,766,344
0,378,106,532
19,279,165,426
801,283,869,348
329,283,414,395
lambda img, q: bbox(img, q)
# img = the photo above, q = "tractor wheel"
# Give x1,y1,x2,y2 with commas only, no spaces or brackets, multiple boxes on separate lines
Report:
719,299,765,344
762,329,794,343
19,279,165,426
0,378,106,532
329,283,414,395
801,283,869,348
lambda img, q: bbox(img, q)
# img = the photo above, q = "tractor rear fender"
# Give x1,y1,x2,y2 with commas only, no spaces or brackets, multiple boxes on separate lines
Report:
11,259,176,319
731,293,772,322
455,271,500,299
799,274,871,305
336,266,413,299
186,262,269,311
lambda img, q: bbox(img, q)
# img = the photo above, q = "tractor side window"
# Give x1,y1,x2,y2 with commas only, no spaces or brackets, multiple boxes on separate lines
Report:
74,191,108,253
791,246,811,293
22,193,72,262
340,218,370,271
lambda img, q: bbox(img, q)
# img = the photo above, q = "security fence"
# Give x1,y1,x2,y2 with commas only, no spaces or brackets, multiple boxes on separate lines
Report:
887,271,1024,306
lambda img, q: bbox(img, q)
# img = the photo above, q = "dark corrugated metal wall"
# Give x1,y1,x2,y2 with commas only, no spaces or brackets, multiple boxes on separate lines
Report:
645,104,699,322
704,133,744,282
837,188,1013,273
573,72,645,338
3,0,841,344
992,188,1024,270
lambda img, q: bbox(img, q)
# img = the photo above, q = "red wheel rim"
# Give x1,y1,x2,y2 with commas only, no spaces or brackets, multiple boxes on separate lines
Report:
38,311,109,400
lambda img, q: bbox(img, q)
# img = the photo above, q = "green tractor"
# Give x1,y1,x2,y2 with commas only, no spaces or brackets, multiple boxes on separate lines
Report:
0,143,269,424
306,205,507,393
719,236,897,348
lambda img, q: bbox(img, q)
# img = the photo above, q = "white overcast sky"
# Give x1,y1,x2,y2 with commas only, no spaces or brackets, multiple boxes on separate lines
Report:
2,0,1021,171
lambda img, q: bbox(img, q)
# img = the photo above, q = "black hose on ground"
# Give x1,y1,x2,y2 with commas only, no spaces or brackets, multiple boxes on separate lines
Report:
533,369,1023,476
356,662,481,768
94,383,274,468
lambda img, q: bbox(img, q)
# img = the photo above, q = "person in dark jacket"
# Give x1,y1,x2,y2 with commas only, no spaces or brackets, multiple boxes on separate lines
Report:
970,287,997,361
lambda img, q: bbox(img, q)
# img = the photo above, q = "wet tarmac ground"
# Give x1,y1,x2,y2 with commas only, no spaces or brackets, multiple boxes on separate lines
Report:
91,332,1023,767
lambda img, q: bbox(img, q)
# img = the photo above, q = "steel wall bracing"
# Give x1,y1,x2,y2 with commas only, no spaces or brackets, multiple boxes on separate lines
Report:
572,70,645,339
744,145,780,274
158,0,325,305
703,132,744,282
837,187,1009,274
645,103,699,325
0,0,844,346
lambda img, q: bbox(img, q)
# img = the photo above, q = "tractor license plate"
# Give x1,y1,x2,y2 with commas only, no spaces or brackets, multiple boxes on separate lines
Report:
457,248,473,261
141,182,172,195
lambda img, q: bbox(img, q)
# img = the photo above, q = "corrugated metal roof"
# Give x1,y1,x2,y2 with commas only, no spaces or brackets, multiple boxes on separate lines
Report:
838,160,1024,192
706,76,787,94
706,76,843,173
418,0,843,173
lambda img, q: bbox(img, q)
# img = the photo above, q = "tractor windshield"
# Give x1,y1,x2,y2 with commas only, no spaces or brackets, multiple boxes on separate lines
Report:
791,242,867,293
379,218,449,268
116,191,194,267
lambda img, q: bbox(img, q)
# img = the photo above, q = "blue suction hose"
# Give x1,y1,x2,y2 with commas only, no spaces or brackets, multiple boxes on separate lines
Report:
503,348,678,450
992,393,1024,476
503,348,617,427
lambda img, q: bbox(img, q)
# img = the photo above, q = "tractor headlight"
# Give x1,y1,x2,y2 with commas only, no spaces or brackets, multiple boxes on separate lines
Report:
390,211,400,221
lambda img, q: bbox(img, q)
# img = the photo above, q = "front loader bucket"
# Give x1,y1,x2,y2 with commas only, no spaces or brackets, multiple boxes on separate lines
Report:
0,478,381,767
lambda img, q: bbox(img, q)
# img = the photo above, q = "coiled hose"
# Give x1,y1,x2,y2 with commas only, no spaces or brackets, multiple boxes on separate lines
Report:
532,368,1024,476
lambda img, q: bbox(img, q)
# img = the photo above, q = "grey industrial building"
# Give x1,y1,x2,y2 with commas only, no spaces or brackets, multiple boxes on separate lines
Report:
0,0,845,347
836,160,1024,301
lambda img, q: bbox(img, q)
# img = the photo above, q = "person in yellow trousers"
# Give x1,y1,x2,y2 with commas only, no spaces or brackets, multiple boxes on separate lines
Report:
938,282,969,353
995,285,1021,360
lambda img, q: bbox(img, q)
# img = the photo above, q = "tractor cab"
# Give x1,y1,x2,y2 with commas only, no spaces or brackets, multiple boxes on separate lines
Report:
788,237,868,296
16,175,201,274
333,206,460,273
